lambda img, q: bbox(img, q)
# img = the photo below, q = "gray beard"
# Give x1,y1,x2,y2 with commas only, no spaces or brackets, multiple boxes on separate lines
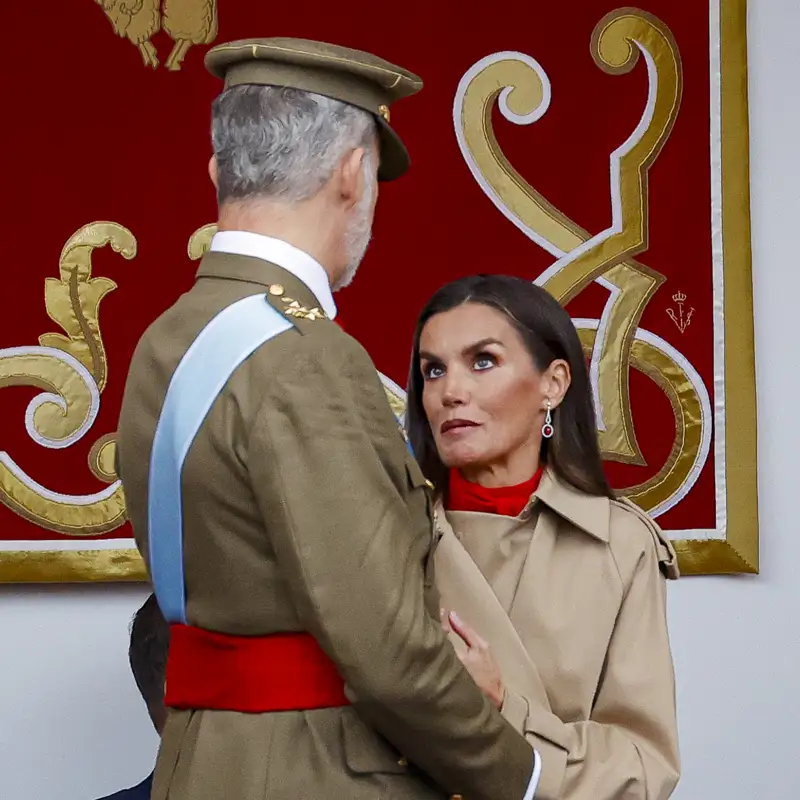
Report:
334,223,371,290
332,157,375,292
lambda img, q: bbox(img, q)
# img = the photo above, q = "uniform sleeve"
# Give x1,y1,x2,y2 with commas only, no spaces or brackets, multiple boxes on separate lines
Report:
500,529,680,799
247,335,535,800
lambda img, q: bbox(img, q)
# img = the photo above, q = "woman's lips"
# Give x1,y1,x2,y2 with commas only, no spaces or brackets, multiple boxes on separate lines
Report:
441,419,480,435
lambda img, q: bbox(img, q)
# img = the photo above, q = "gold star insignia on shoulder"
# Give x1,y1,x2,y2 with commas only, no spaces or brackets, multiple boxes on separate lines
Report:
279,296,327,321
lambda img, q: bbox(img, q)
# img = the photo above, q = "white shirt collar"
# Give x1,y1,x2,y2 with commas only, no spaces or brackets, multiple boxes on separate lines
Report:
209,230,337,319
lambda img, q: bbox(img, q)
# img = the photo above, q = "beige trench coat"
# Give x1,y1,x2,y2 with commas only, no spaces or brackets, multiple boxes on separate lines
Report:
434,469,681,800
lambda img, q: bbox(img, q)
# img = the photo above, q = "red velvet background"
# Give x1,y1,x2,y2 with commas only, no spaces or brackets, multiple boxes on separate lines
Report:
0,0,713,543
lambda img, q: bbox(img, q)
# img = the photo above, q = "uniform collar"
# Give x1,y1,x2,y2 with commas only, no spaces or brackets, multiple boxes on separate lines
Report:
209,231,337,319
531,469,611,542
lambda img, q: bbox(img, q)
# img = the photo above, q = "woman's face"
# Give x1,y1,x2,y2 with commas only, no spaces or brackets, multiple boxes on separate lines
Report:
419,302,552,479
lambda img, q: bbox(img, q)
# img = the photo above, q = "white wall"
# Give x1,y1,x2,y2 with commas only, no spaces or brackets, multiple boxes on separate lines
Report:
2,2,799,798
0,585,157,799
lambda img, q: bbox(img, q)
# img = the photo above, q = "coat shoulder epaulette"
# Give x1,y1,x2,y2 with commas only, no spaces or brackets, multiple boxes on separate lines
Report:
610,496,680,580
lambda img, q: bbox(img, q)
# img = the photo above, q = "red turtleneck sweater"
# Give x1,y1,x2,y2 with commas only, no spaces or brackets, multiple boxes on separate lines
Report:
446,466,544,517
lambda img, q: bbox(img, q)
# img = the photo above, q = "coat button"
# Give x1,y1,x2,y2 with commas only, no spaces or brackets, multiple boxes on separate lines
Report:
450,795,463,800
397,756,408,768
268,284,285,296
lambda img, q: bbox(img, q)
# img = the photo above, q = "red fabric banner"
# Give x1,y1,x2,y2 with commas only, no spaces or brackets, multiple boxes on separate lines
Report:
0,0,756,578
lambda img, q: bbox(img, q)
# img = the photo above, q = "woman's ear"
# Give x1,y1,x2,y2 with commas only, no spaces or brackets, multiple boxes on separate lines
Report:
542,359,572,410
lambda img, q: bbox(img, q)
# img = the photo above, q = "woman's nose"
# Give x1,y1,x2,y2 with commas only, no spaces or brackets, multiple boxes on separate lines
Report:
441,373,468,406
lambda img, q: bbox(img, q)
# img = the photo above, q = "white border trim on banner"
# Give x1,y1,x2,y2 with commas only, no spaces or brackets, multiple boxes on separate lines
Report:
709,0,728,538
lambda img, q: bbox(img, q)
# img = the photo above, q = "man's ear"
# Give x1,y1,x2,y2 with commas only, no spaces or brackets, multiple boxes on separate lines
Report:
336,147,366,209
208,155,219,191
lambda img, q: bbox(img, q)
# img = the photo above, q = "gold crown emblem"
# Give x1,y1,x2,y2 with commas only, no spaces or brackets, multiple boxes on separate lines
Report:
378,104,391,123
672,290,687,303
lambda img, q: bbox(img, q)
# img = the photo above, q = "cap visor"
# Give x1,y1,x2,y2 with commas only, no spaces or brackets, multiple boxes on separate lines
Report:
376,119,410,181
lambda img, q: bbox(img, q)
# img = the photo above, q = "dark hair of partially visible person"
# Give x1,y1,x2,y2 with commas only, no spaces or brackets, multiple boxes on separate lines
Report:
129,594,170,734
405,274,614,499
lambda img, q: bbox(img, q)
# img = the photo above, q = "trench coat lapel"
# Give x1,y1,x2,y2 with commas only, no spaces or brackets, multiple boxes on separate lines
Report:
433,509,553,713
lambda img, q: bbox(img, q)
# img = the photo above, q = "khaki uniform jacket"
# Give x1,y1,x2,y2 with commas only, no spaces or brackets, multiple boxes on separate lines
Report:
434,470,681,800
116,250,534,800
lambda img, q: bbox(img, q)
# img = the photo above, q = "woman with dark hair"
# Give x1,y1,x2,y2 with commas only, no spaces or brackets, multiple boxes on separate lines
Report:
406,274,681,799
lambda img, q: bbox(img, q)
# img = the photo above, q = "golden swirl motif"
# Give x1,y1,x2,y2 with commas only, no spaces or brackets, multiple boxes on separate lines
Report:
40,222,136,391
187,223,218,260
458,9,682,299
455,9,703,512
591,262,663,464
0,222,134,535
0,351,96,450
576,328,705,512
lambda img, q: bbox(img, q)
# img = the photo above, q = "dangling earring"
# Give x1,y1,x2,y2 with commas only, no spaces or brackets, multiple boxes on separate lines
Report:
541,399,554,439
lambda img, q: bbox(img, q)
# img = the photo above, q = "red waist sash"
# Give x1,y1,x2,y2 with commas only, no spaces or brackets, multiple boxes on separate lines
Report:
165,625,350,712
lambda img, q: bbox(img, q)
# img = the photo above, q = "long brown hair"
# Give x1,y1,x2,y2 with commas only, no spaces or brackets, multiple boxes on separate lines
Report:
405,274,613,498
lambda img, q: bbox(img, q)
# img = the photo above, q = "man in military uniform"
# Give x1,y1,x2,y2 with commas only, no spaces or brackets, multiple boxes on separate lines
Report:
117,38,539,800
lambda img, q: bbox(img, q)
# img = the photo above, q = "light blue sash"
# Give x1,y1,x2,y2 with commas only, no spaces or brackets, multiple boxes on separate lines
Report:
147,294,293,624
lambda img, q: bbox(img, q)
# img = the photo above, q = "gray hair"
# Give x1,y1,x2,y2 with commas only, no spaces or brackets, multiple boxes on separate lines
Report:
211,85,377,204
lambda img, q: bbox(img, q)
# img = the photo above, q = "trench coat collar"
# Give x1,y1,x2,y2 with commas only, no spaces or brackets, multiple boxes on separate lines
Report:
434,468,611,544
530,469,611,543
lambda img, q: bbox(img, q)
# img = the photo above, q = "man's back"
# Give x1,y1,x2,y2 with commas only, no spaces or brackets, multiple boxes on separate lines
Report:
118,252,380,635
120,250,436,633
118,251,443,798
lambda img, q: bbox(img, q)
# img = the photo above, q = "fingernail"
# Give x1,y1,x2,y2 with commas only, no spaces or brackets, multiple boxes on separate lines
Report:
450,611,462,625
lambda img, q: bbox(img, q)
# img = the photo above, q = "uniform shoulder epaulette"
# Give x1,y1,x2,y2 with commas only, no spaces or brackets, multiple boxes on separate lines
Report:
268,284,327,321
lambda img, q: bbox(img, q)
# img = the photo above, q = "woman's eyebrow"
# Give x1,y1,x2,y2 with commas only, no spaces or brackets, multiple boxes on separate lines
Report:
462,337,503,355
420,338,503,362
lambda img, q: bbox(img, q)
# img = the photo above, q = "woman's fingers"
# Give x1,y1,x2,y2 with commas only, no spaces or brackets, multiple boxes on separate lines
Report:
448,618,505,708
440,607,452,633
449,611,488,650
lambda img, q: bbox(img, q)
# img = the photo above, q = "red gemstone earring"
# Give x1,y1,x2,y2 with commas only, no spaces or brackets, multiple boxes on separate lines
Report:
541,399,554,439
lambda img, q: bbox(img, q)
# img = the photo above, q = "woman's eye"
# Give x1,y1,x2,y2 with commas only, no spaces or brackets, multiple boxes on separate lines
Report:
423,363,445,380
474,354,496,371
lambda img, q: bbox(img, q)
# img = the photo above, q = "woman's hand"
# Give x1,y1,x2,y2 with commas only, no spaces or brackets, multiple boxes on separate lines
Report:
442,609,505,708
